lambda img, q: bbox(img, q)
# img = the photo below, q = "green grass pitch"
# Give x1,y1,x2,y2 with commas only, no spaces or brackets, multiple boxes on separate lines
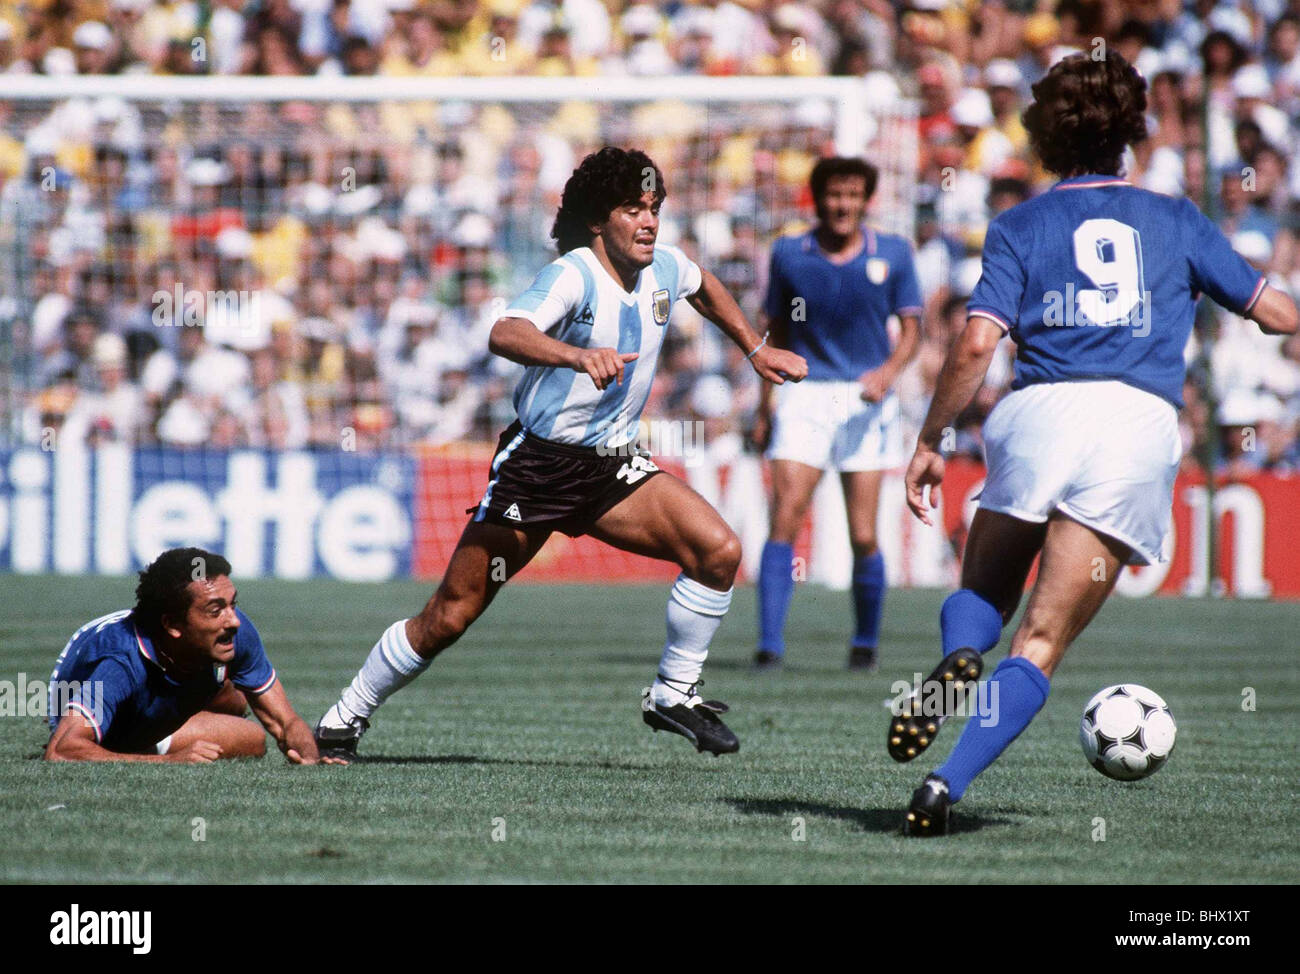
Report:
2,572,1296,884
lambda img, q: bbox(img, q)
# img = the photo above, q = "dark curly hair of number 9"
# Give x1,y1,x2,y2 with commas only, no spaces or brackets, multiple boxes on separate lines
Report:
551,146,666,255
133,546,232,637
1022,50,1149,179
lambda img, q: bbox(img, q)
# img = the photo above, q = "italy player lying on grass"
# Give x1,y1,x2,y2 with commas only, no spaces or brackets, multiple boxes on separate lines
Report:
894,51,1298,835
45,547,341,764
315,146,807,759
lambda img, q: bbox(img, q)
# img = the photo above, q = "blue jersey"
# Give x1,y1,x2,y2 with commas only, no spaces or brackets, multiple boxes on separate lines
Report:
968,174,1266,408
48,608,276,752
503,244,702,447
763,227,923,381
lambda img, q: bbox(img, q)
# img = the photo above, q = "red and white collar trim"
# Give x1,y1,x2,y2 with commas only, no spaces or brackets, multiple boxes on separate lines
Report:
1054,177,1130,190
132,624,157,666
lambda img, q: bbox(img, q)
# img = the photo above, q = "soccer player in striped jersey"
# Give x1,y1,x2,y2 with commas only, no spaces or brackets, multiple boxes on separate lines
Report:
316,147,807,758
45,547,335,764
752,157,922,672
894,52,1298,835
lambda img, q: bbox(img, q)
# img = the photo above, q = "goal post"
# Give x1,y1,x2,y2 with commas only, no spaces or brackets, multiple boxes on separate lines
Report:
0,74,921,584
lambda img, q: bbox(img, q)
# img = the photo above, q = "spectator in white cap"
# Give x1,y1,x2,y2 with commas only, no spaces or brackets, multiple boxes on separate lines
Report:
1232,63,1292,152
610,3,673,76
984,58,1028,154
63,333,144,446
1217,388,1288,476
952,88,1012,177
72,21,114,74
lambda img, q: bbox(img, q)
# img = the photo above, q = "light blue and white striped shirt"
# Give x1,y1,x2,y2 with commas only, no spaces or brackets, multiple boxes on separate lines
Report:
503,244,703,447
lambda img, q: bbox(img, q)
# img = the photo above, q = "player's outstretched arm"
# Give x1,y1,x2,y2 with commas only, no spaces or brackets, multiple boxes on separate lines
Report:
247,680,344,765
44,712,221,763
905,315,1004,525
687,269,807,384
1247,285,1299,336
488,316,637,389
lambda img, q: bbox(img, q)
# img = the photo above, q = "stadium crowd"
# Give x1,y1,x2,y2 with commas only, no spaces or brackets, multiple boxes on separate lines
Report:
3,0,1300,475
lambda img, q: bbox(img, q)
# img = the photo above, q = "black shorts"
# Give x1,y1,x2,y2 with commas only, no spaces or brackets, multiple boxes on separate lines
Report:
467,421,662,537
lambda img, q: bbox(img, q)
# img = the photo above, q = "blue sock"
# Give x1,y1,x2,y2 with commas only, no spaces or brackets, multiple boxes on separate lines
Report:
851,551,886,649
935,656,1050,801
940,588,1003,658
757,540,795,654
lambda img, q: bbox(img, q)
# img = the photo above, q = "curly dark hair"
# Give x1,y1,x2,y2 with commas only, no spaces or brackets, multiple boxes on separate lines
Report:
810,156,879,206
551,146,666,254
132,547,232,636
1022,51,1148,178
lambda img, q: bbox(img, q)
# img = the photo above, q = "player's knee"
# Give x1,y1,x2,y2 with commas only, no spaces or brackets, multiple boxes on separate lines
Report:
426,595,481,645
696,528,742,589
849,532,878,557
244,725,267,758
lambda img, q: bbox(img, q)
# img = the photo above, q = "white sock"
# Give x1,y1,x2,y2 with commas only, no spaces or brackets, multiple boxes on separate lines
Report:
652,574,732,708
321,620,429,728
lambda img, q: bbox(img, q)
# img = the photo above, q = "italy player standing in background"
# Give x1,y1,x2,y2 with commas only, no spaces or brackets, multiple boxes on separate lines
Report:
316,147,807,759
895,52,1298,835
751,158,922,671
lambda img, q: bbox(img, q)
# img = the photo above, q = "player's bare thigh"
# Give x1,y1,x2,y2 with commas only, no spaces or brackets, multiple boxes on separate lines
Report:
1008,512,1129,678
840,469,884,554
961,508,1049,622
589,472,741,590
407,520,551,658
165,710,266,758
768,459,823,542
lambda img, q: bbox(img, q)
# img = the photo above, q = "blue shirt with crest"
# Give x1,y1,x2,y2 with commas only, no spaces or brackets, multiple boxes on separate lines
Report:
763,227,923,381
48,608,276,752
968,174,1266,408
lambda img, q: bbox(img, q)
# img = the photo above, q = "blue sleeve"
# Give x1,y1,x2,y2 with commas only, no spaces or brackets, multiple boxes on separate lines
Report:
762,241,786,320
229,611,276,695
967,217,1025,334
891,243,924,316
60,659,136,743
1184,200,1266,314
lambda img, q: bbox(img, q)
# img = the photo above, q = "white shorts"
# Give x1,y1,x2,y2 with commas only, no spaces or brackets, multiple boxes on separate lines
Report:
979,381,1181,566
767,380,903,472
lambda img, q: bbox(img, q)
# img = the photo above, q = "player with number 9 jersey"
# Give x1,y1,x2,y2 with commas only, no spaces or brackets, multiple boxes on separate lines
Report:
891,51,1298,836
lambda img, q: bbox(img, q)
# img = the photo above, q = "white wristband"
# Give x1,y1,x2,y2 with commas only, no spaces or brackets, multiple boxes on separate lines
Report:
745,332,769,360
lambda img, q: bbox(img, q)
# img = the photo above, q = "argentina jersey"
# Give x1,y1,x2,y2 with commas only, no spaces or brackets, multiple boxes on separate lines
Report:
968,174,1266,408
503,244,703,446
763,227,922,381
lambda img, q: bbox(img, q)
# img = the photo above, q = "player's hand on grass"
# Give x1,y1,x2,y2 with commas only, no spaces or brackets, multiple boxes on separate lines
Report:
172,740,222,764
571,347,638,389
859,365,894,402
751,346,807,385
904,445,945,526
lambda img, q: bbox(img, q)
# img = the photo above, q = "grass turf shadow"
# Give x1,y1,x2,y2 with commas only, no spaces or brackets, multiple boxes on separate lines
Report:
351,753,665,772
724,797,1015,835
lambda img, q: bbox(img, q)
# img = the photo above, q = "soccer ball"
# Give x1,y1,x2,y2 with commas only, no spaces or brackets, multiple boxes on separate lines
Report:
1079,684,1177,781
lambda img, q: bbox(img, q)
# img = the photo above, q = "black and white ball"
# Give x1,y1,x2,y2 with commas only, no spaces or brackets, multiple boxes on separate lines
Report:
1080,684,1177,781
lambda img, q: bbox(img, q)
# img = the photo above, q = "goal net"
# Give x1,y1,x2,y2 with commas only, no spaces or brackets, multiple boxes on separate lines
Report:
0,75,925,585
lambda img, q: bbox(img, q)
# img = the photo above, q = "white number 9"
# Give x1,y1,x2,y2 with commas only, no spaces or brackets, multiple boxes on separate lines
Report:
1072,218,1145,326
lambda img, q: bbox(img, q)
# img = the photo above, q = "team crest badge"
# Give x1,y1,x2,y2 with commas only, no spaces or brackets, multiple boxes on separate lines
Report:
866,258,890,285
652,289,671,325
